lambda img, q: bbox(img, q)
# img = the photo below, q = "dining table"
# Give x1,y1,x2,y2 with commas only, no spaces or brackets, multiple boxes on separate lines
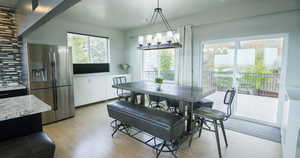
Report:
112,81,215,133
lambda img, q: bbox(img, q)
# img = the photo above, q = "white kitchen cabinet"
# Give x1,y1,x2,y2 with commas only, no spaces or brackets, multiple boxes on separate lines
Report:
73,74,131,107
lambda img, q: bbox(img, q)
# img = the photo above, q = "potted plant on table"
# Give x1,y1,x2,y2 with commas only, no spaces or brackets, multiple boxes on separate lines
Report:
154,77,164,91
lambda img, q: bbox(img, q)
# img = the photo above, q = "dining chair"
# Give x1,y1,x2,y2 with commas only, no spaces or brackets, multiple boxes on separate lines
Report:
148,95,167,109
112,76,131,101
193,98,214,110
189,88,236,158
165,98,213,114
166,98,180,113
112,76,144,104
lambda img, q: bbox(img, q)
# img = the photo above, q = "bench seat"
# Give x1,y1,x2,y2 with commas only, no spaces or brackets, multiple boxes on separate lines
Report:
107,101,185,142
0,132,55,158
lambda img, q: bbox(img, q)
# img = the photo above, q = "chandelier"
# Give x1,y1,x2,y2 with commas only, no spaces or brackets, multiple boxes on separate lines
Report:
137,0,182,50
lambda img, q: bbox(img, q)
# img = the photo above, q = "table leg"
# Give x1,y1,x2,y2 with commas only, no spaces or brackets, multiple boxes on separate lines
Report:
187,102,193,133
140,94,145,106
130,92,136,104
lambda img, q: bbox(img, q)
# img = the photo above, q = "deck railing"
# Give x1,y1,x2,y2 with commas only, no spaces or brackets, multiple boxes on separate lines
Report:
144,70,175,81
144,70,280,97
202,71,280,97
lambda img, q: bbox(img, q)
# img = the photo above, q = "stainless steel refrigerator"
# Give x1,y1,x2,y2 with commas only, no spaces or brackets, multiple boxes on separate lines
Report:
27,43,75,124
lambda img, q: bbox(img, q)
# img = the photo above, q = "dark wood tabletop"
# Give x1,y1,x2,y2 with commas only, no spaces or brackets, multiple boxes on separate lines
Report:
112,81,215,103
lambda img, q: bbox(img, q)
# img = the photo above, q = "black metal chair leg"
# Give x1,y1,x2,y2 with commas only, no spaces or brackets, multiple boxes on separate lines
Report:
213,120,222,158
220,121,228,147
198,119,204,137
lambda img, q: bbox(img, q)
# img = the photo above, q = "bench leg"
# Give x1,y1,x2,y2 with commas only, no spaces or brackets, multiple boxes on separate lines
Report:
112,120,121,137
166,145,178,158
156,142,165,158
112,126,119,137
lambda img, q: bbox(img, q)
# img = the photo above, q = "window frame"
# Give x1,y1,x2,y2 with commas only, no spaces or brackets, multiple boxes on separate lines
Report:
67,32,111,64
141,49,176,84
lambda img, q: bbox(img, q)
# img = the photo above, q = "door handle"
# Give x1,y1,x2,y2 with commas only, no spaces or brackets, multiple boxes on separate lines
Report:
53,88,58,111
50,51,58,111
53,51,58,84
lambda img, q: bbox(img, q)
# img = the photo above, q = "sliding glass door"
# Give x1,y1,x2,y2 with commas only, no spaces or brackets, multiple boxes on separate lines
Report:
202,42,236,113
201,35,286,125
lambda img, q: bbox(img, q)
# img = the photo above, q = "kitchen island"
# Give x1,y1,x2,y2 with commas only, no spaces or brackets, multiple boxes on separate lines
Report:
0,95,51,141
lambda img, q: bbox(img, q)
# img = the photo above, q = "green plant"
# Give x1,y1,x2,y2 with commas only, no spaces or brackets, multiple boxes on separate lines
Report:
160,51,172,71
155,78,164,84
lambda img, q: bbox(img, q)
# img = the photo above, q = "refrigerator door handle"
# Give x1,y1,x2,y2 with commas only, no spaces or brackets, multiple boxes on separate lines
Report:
53,88,58,111
51,51,58,111
48,52,52,67
53,51,58,83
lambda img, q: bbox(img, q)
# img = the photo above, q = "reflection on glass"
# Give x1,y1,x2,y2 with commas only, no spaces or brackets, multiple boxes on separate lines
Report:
202,42,235,92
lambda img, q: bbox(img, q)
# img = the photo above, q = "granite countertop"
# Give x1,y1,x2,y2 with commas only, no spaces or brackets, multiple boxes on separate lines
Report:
0,95,51,121
0,85,27,92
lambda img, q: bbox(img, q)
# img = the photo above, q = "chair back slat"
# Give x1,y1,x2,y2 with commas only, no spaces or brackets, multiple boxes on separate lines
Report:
223,88,236,120
113,76,127,86
113,76,127,97
224,88,236,105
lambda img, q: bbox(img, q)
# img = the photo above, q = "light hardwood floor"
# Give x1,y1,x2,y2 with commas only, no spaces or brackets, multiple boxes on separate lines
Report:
44,100,282,158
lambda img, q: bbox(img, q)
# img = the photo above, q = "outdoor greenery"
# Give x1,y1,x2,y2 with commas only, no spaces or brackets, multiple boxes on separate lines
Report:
159,50,175,80
68,35,89,63
155,77,164,84
241,48,273,90
68,33,108,64
203,39,282,95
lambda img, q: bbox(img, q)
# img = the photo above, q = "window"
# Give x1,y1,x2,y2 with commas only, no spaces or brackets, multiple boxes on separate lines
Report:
143,49,176,82
67,33,110,64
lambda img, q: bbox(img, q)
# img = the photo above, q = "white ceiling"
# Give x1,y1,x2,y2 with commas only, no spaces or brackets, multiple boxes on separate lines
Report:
58,0,300,30
0,0,18,8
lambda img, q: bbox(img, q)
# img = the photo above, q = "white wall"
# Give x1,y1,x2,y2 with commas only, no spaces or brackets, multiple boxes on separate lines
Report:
23,15,126,74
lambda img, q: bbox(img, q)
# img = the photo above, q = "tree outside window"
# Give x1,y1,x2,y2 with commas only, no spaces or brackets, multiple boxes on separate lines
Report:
143,49,176,82
67,33,109,64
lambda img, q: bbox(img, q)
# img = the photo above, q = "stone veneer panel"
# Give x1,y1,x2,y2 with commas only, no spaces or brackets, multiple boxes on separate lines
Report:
0,7,21,86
